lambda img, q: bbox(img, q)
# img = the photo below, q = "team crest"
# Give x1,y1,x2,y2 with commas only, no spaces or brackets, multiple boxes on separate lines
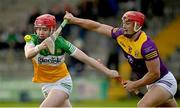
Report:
120,41,126,48
134,50,139,57
128,46,132,53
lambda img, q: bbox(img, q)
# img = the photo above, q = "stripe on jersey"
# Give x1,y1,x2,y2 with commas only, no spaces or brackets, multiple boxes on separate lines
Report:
145,51,158,59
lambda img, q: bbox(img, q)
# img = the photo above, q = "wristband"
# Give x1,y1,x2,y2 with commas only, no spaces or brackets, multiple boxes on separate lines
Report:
34,45,40,53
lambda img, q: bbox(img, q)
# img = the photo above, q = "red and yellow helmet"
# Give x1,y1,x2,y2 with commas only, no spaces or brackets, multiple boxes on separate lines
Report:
34,14,57,29
122,11,145,26
122,11,145,32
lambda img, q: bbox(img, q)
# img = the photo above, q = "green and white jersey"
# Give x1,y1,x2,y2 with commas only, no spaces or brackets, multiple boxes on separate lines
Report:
26,34,77,56
24,34,77,83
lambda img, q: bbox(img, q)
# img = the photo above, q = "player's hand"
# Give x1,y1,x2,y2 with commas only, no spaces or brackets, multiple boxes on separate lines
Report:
114,76,125,84
123,80,138,92
38,41,47,50
108,70,119,78
64,11,75,24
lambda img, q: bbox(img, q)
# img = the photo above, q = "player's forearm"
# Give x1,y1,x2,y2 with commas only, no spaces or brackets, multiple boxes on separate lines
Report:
25,45,40,59
86,57,111,76
72,17,101,31
74,49,111,76
134,71,160,88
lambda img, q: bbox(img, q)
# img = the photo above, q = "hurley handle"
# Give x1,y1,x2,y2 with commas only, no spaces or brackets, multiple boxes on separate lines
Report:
60,19,68,28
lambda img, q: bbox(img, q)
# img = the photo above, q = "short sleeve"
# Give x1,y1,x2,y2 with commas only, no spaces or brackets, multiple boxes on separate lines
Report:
57,37,77,55
111,28,124,39
24,35,35,46
141,38,159,61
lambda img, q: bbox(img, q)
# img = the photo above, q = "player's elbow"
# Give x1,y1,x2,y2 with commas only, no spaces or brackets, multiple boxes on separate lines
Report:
25,55,31,59
25,53,33,59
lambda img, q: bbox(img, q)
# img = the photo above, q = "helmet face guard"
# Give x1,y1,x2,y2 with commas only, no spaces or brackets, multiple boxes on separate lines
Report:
122,11,145,32
34,14,57,29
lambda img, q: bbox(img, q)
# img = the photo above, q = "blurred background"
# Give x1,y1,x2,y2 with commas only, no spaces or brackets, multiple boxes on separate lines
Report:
0,0,180,107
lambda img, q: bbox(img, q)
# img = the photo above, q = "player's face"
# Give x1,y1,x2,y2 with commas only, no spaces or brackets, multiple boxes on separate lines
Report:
35,26,51,39
122,20,135,35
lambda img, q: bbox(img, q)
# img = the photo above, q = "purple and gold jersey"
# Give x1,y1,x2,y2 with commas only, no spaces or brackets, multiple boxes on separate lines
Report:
111,28,168,79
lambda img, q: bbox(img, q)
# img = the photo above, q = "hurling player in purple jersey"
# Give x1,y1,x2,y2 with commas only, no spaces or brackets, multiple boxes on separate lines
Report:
64,11,178,107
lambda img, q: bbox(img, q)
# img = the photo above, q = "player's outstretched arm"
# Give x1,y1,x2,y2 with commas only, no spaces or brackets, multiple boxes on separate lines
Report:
64,11,114,37
72,48,119,78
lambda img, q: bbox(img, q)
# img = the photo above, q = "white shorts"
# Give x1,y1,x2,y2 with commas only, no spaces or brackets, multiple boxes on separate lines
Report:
147,72,177,97
40,75,73,98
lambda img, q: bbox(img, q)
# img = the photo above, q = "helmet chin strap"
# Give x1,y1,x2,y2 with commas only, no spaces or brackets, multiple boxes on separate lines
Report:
124,22,142,38
134,22,142,32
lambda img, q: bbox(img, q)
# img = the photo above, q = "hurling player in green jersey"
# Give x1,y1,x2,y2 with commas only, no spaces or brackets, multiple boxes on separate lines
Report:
24,14,119,107
64,11,178,107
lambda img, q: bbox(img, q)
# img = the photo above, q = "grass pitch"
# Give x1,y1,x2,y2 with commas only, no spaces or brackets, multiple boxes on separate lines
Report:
0,98,179,107
0,98,137,107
